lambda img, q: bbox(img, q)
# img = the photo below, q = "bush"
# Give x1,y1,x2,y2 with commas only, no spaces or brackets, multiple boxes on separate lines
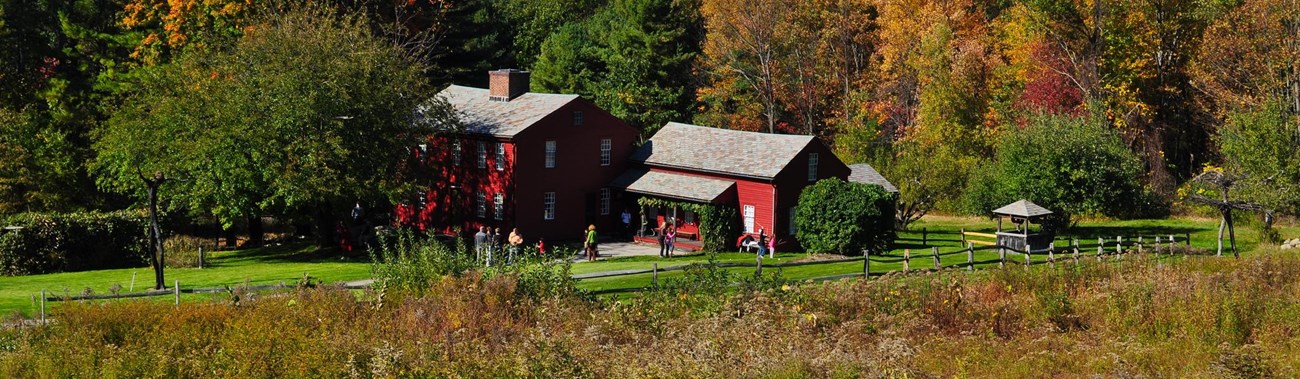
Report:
0,211,150,276
963,111,1152,230
794,178,896,255
163,235,212,268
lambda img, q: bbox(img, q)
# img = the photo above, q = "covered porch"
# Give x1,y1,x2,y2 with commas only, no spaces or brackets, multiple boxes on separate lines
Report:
611,169,737,250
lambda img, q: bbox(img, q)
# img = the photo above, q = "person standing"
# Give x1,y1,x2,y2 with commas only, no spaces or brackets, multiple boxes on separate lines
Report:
473,226,488,264
767,235,777,259
537,237,547,256
756,228,768,258
351,202,365,225
508,228,524,264
584,225,598,262
665,225,676,257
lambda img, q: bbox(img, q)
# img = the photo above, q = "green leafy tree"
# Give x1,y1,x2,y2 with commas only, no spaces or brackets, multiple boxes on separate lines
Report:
532,0,703,135
1217,102,1300,226
964,110,1150,230
794,178,896,255
94,3,450,289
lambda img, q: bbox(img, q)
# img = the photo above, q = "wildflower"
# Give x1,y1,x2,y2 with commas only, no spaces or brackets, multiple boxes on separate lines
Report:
781,284,791,291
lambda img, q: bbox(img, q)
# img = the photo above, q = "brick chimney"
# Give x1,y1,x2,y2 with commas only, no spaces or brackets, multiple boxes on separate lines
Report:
488,69,530,101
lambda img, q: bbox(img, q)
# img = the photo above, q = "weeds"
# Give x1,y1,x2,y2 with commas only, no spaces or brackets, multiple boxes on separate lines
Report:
4,252,1300,377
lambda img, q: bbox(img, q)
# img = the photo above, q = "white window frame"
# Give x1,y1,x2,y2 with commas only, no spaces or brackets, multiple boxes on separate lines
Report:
544,140,556,168
743,205,756,234
493,193,504,220
807,152,819,182
574,111,584,126
452,141,462,166
600,138,611,166
789,207,797,235
477,141,487,169
600,188,610,215
495,142,505,171
476,191,486,218
543,192,556,220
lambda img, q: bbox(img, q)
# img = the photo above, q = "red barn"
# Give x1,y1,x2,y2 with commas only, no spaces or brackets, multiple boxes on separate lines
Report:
614,122,851,251
397,69,639,242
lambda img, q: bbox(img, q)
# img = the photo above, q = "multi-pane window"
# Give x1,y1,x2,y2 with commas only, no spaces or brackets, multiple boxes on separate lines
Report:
743,205,756,233
476,191,486,218
600,188,611,215
789,207,798,235
573,111,584,126
807,152,819,182
452,141,462,166
493,193,505,220
477,141,487,168
495,142,505,171
600,138,611,166
543,192,556,220
545,141,556,168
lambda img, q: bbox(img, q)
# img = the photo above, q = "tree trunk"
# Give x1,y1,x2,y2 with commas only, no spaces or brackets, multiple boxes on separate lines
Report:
314,201,336,248
146,181,166,290
1226,208,1238,258
247,216,264,247
1216,213,1225,257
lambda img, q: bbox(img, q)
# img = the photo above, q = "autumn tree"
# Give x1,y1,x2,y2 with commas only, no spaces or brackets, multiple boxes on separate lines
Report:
698,0,793,133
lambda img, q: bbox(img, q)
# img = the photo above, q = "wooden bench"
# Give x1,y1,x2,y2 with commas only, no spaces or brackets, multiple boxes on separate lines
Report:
676,231,698,240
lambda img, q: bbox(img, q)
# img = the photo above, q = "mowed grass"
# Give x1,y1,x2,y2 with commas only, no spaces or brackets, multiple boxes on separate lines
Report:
3,215,1295,316
571,215,1300,292
0,243,371,317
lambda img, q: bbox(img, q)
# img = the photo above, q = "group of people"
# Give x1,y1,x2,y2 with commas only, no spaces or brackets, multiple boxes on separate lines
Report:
656,221,677,257
474,226,545,265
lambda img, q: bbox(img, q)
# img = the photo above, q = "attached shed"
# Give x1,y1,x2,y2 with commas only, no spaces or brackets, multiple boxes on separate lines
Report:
847,163,898,193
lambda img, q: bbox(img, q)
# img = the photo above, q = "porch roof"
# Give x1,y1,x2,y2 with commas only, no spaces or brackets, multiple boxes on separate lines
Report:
611,169,736,203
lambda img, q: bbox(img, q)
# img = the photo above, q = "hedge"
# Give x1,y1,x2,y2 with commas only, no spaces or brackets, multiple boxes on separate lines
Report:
0,211,151,276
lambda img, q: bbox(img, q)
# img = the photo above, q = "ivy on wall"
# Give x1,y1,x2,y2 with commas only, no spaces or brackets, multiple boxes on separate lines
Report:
636,197,740,252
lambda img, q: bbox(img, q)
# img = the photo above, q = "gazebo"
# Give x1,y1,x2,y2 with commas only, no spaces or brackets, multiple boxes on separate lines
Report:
992,199,1054,252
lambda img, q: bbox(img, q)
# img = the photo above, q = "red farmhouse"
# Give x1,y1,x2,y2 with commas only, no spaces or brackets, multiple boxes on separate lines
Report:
614,122,851,250
397,69,639,241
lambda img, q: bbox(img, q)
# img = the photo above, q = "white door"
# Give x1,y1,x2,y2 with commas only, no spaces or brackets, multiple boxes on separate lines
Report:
743,205,755,234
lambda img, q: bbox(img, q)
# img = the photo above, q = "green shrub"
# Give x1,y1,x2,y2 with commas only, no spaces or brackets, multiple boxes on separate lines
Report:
162,235,212,268
963,111,1154,230
0,211,150,275
370,229,476,294
794,178,896,255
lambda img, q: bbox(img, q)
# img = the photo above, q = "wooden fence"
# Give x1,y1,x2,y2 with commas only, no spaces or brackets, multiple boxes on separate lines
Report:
580,232,1197,295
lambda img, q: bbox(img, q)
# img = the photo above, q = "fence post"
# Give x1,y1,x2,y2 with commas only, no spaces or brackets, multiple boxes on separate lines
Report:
1024,248,1031,268
755,255,763,276
130,272,136,292
1072,240,1080,264
998,247,1006,268
966,243,974,271
1185,233,1191,246
903,249,911,273
1169,234,1176,253
198,246,205,269
1047,242,1056,268
1154,236,1162,257
40,289,46,324
932,247,941,270
1115,236,1123,260
1137,236,1144,254
174,280,180,305
863,250,870,277
960,228,966,245
652,263,658,287
1097,238,1104,261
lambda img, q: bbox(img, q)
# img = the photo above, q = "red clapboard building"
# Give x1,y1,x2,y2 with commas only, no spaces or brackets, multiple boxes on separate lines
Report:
395,69,639,241
612,122,851,251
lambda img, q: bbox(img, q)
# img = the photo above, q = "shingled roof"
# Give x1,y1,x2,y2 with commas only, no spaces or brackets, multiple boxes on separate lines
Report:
847,163,898,193
610,168,736,203
992,199,1054,218
436,85,579,138
629,122,817,179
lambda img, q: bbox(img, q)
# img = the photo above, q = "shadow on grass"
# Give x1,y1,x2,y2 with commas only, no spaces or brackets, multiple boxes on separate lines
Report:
206,242,369,266
1059,224,1206,240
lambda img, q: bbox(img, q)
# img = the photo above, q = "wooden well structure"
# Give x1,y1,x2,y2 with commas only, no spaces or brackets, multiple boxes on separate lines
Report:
993,199,1055,252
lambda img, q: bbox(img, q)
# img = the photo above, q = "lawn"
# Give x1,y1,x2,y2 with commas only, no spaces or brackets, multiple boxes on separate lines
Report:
3,215,1295,316
0,243,371,317
570,215,1300,292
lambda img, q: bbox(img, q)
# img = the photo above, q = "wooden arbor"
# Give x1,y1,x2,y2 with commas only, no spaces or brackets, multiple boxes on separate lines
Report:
993,199,1055,252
